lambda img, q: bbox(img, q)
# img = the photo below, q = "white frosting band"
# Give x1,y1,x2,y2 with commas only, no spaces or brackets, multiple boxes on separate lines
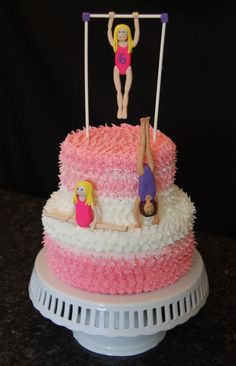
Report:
42,185,196,258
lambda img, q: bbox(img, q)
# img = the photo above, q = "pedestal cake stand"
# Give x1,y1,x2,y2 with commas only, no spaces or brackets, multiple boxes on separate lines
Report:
29,249,208,356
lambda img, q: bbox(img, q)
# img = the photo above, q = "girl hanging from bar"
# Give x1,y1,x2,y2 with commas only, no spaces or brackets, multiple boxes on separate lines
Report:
107,12,140,119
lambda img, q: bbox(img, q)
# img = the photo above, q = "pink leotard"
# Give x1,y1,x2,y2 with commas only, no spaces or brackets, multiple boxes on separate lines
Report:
75,197,93,228
115,45,131,75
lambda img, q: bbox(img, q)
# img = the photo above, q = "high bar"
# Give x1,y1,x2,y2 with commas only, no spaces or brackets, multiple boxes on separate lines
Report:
82,12,169,23
90,13,162,19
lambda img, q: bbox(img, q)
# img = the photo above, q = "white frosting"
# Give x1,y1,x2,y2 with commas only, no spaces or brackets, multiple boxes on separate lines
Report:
45,189,74,215
42,185,196,258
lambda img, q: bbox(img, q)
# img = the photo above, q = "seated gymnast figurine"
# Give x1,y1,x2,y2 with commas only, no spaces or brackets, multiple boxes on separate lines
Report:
43,180,128,232
134,117,160,228
72,180,98,229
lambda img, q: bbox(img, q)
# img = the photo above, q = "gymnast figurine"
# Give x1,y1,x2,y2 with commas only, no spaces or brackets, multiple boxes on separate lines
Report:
43,180,128,232
134,117,160,228
107,11,140,119
72,181,98,229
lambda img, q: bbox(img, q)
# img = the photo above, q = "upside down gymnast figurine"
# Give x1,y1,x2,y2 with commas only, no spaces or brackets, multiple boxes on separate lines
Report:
107,11,140,119
134,117,160,228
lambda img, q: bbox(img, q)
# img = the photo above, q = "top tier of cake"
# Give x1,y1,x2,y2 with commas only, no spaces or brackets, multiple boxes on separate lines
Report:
59,124,176,198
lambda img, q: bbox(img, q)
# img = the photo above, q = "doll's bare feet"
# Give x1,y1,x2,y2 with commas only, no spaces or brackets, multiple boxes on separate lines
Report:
117,108,122,119
122,107,127,119
145,117,151,139
145,116,150,128
140,117,146,126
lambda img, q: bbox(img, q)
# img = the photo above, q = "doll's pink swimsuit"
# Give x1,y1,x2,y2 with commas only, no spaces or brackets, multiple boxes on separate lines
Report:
75,197,93,228
115,45,131,75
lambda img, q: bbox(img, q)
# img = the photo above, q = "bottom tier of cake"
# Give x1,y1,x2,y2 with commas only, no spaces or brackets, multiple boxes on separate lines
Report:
44,231,195,295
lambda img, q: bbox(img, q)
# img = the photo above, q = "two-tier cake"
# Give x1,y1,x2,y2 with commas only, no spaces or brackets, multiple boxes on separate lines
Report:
42,122,196,295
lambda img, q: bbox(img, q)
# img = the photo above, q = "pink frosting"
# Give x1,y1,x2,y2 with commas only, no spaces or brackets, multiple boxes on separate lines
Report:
59,124,176,198
43,231,196,295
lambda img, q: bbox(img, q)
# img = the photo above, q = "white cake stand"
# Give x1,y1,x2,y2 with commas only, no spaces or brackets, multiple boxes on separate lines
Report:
29,249,208,356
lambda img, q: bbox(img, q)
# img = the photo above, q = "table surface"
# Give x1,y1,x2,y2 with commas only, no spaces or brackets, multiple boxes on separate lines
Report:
0,188,235,366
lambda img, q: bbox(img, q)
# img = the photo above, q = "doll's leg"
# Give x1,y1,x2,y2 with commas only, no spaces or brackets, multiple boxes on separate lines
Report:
113,66,123,119
137,118,146,176
43,207,75,223
122,66,133,119
145,117,154,172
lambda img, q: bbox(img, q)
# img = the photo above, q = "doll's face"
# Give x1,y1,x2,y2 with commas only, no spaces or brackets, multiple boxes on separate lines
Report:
77,186,86,197
143,201,154,216
143,195,155,216
117,28,128,41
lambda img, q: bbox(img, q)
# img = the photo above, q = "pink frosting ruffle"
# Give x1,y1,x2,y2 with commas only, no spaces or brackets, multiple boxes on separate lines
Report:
59,124,176,198
43,231,196,295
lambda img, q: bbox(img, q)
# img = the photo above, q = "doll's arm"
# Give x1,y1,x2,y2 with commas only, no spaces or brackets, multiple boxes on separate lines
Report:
134,196,142,228
67,207,75,218
90,206,98,230
152,195,160,225
107,11,115,47
132,12,140,47
66,208,76,224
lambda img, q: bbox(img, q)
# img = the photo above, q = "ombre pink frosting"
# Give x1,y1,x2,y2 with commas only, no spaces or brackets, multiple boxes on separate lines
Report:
43,231,196,295
59,124,176,198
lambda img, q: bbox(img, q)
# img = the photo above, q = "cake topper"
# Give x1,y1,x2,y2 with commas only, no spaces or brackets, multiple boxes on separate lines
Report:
82,12,168,139
42,181,98,229
134,117,160,228
43,180,128,232
73,180,97,229
72,181,129,231
107,12,140,119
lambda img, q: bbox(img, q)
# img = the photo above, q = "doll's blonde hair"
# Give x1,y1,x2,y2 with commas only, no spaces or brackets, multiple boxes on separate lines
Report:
73,181,95,207
113,24,133,54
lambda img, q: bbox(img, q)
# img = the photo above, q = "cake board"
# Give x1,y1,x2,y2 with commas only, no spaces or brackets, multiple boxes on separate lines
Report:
29,249,209,356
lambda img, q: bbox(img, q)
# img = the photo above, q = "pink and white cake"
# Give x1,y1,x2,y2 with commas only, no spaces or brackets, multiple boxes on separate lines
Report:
42,123,196,295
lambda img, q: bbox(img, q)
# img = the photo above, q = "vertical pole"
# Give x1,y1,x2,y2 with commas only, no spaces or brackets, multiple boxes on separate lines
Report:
153,13,168,142
82,13,90,139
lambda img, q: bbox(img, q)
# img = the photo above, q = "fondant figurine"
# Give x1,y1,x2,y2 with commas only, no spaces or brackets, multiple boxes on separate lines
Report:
107,11,140,119
73,180,97,229
72,181,128,231
134,117,160,228
43,180,129,232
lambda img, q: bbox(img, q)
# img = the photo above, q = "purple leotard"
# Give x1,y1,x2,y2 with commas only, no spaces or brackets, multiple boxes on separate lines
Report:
138,164,156,202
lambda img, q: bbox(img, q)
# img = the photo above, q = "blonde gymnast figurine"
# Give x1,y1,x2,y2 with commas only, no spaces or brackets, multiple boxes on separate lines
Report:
43,180,128,232
107,11,140,119
72,181,97,229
